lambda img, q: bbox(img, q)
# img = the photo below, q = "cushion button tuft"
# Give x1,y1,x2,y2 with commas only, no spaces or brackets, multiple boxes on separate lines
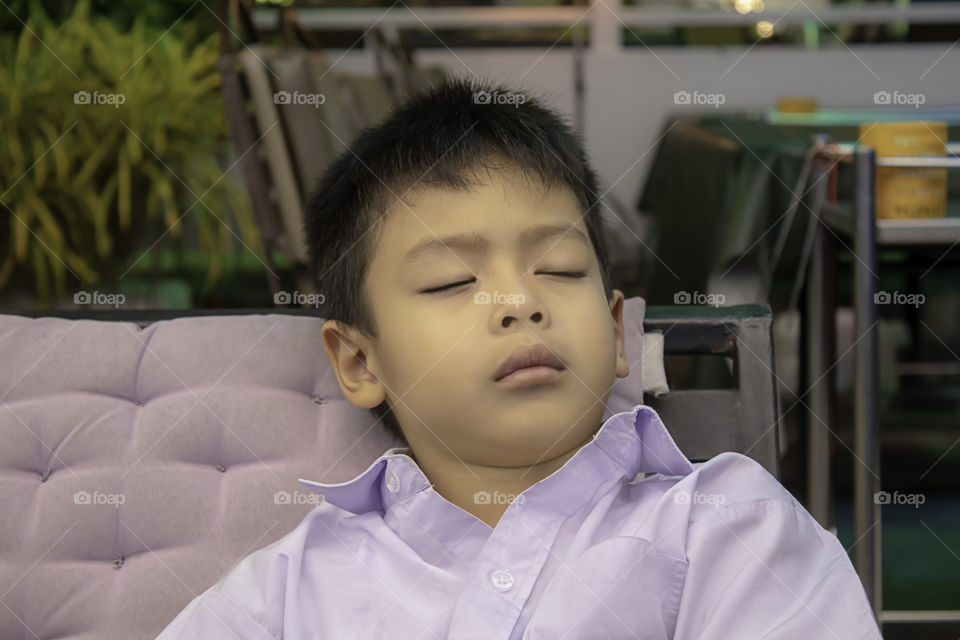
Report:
216,464,226,473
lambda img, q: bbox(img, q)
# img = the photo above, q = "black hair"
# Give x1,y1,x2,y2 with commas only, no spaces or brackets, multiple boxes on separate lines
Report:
304,74,613,446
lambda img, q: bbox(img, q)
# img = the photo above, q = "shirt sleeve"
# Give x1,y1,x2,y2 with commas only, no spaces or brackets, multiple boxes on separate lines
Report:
155,588,277,640
672,499,883,640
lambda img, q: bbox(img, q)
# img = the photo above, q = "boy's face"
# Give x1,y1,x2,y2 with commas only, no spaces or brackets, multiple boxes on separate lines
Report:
323,166,629,469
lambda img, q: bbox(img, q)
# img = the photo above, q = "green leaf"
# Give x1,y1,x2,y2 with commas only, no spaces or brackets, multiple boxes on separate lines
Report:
31,241,50,303
63,248,99,283
117,150,131,231
24,190,66,252
38,120,72,185
12,204,34,261
125,127,142,164
31,136,49,185
0,251,15,288
73,127,120,185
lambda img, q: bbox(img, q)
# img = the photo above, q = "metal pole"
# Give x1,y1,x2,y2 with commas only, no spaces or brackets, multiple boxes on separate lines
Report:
572,0,586,136
803,137,836,531
805,198,831,530
853,146,881,617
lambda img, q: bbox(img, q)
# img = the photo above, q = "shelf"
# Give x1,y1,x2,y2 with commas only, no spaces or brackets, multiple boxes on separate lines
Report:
822,201,960,246
897,361,960,377
252,3,960,30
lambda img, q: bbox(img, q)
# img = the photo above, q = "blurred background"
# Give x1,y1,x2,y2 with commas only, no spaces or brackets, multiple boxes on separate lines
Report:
1,0,959,636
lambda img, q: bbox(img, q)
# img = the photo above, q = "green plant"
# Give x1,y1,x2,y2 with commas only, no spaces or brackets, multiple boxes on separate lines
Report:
1,0,214,39
0,0,260,305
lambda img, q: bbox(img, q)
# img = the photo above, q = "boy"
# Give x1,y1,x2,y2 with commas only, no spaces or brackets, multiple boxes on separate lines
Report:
157,76,882,639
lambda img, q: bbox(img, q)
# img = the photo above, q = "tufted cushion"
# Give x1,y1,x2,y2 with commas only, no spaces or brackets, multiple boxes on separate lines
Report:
0,299,645,640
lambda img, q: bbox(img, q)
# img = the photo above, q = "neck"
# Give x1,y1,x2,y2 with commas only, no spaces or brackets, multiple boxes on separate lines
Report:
412,430,596,530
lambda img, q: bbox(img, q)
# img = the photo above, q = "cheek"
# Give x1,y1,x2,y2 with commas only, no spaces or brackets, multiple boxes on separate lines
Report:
569,298,614,349
569,310,619,384
379,319,474,393
371,323,412,389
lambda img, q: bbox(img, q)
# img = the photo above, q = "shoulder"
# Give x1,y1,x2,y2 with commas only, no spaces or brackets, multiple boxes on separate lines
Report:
637,451,799,513
664,455,882,639
219,501,362,588
200,503,363,629
680,451,798,510
628,451,811,549
665,452,834,553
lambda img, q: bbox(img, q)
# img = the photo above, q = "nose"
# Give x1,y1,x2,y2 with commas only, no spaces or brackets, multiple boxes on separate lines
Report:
487,266,549,329
500,310,542,328
495,288,546,328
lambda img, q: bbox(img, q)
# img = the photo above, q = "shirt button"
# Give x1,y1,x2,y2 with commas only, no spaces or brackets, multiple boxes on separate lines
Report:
385,471,399,493
491,569,514,591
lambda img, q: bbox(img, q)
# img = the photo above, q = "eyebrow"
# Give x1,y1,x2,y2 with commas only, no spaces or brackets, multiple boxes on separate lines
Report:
403,223,590,265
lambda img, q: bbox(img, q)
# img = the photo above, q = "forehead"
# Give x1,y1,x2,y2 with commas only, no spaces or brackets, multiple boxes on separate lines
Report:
373,169,589,263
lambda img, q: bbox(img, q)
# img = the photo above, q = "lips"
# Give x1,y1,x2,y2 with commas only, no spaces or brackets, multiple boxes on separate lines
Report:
493,344,565,382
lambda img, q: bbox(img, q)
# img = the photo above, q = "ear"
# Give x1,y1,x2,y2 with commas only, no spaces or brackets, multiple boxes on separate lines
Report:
609,289,630,379
321,320,386,410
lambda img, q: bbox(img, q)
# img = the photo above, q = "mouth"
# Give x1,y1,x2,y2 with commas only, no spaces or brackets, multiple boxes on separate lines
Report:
495,365,566,388
493,344,566,382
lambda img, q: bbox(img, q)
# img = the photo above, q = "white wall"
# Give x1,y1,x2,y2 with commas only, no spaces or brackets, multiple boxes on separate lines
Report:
323,44,960,212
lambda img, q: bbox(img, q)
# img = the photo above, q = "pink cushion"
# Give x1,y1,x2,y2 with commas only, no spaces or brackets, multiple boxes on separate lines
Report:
0,298,644,640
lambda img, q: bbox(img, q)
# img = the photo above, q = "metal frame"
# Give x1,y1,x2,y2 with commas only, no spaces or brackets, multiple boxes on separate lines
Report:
643,304,781,479
248,1,960,60
852,147,881,614
807,146,960,629
250,3,960,33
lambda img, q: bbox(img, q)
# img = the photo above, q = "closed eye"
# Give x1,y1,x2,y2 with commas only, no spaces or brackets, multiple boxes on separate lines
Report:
423,278,475,294
422,271,586,294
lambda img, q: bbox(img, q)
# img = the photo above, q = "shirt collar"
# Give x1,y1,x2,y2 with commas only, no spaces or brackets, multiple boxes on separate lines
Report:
297,403,694,517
